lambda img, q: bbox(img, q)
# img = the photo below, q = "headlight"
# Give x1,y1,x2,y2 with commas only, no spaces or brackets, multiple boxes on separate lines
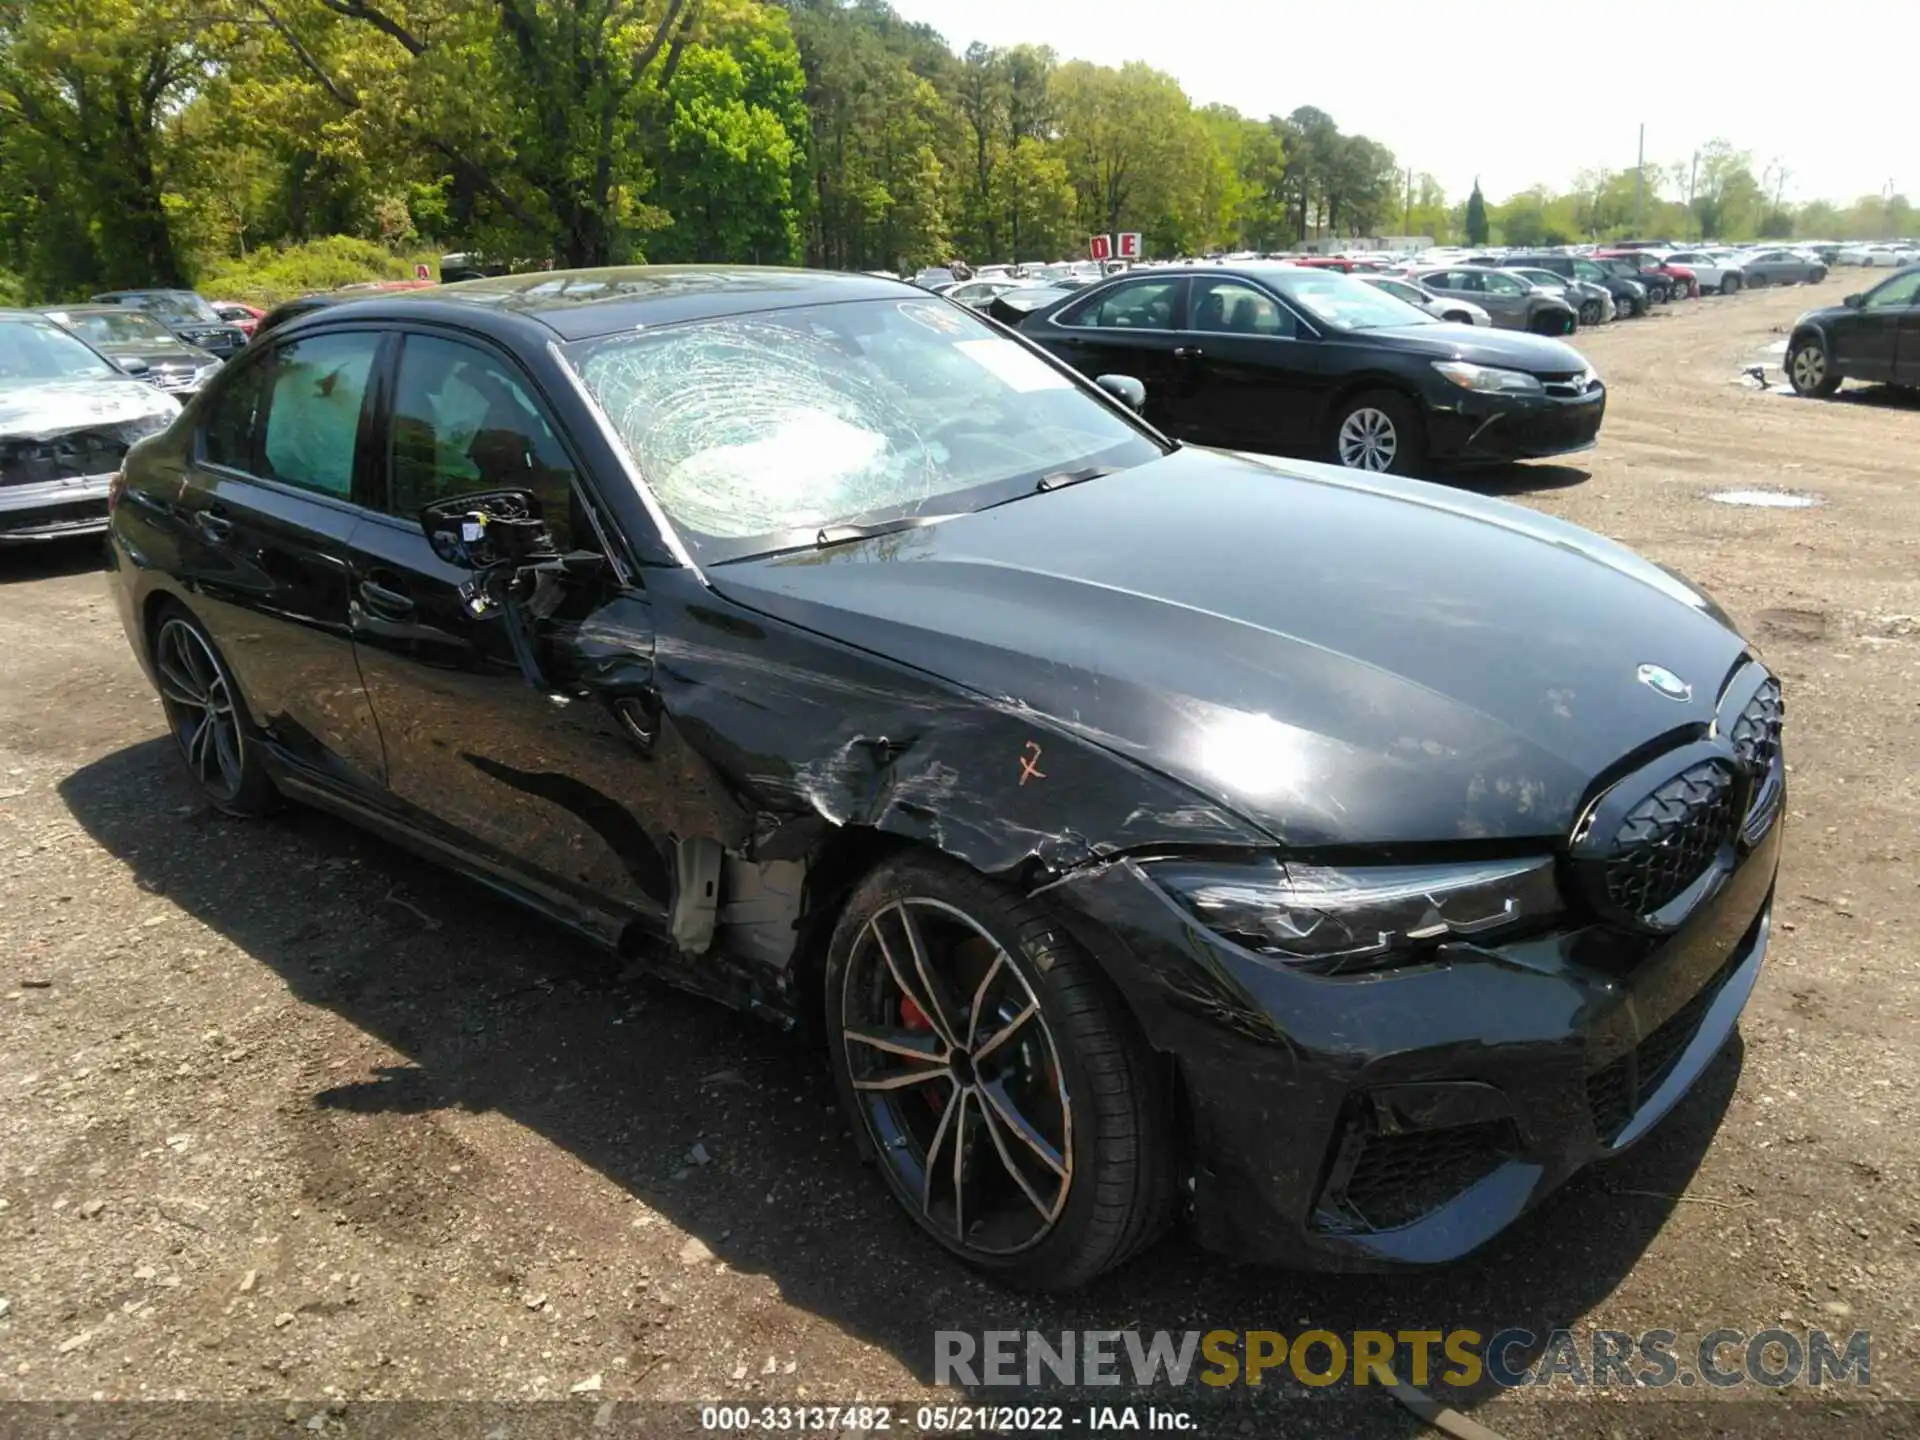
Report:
1431,360,1544,394
1145,856,1562,975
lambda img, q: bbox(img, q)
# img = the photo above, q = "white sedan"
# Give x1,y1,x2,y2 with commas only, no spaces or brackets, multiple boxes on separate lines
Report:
1838,243,1917,267
1661,249,1749,295
1357,273,1492,326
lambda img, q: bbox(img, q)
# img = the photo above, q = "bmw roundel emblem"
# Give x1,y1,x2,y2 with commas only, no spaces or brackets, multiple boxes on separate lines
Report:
1636,663,1692,701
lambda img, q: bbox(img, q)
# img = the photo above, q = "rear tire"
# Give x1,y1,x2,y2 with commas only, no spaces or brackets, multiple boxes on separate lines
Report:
150,602,279,818
1331,390,1426,476
1720,273,1742,295
824,853,1175,1290
1579,300,1602,326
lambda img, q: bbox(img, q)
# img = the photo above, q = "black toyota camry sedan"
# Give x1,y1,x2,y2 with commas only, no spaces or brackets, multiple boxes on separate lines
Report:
1015,263,1605,476
107,267,1781,1288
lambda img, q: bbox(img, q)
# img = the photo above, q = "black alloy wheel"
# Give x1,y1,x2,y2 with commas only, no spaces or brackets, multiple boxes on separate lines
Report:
825,854,1173,1289
152,607,278,816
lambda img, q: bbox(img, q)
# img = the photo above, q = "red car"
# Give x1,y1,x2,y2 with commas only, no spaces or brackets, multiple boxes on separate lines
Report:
1288,256,1388,274
1594,250,1697,301
210,301,265,336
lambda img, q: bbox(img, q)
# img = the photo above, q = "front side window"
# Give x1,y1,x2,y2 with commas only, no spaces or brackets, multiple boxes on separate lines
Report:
563,297,1162,560
247,332,378,499
1190,280,1294,337
1481,272,1529,297
1061,279,1182,330
1864,272,1920,309
1572,260,1608,282
385,334,581,551
0,319,117,387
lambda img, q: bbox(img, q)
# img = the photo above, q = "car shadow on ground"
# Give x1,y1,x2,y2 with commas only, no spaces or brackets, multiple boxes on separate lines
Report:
1446,462,1592,498
58,737,1741,1434
1831,383,1920,411
0,535,107,584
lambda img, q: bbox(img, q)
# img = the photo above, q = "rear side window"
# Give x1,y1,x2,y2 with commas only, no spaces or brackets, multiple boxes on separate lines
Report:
262,334,379,498
203,332,379,499
1061,278,1183,330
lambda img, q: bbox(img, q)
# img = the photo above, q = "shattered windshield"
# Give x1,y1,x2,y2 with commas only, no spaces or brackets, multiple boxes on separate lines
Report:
562,297,1162,561
0,319,118,387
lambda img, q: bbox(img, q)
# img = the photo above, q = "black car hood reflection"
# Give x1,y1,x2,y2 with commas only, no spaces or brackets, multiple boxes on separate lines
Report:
708,447,1747,848
1349,323,1587,372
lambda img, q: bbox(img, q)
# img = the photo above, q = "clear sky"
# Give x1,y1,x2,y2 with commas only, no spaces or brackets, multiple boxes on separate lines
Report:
886,0,1908,207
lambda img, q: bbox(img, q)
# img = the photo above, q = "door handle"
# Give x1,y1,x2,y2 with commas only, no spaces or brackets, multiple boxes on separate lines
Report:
1173,345,1204,359
357,578,415,617
193,508,234,543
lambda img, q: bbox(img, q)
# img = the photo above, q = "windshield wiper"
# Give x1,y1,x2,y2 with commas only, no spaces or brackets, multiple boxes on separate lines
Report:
977,466,1116,512
812,514,958,548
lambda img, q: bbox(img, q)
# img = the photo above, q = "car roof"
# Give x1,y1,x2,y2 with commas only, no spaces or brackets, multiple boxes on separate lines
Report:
38,304,136,317
285,265,922,342
93,289,200,300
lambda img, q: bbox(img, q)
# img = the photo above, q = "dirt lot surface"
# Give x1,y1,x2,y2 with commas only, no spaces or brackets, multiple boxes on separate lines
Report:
2,282,1917,1439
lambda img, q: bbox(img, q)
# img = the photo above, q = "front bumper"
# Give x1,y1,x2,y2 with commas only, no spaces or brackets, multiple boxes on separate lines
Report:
0,473,112,543
1428,387,1607,464
1051,795,1780,1271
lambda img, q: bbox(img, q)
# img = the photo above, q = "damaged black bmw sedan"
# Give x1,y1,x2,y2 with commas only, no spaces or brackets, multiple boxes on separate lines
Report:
106,268,1783,1289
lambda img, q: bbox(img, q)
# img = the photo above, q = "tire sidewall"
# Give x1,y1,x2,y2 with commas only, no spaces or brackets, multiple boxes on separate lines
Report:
1787,337,1831,397
822,854,1118,1282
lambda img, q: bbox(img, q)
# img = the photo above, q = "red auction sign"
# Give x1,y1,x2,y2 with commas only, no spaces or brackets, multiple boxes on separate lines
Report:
1116,232,1142,260
1088,234,1113,261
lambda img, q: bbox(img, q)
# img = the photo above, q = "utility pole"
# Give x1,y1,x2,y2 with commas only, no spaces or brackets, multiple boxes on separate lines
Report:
1403,167,1412,236
1633,124,1645,235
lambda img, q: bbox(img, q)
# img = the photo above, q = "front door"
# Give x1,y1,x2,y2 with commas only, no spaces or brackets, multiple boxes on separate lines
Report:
1033,277,1193,432
1171,275,1324,453
175,329,389,793
345,328,669,931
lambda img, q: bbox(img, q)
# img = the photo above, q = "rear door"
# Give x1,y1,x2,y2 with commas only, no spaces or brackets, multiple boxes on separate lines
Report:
344,326,669,929
1895,276,1920,383
175,329,389,793
1171,275,1325,453
1029,276,1192,429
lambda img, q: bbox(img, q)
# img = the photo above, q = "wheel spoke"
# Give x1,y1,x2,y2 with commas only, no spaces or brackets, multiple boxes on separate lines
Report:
972,999,1038,1067
979,1076,1067,1179
156,655,205,708
846,1025,951,1091
978,1087,1061,1221
920,1085,961,1218
185,712,215,778
964,949,1009,1051
950,1087,970,1244
875,904,962,1049
211,711,242,791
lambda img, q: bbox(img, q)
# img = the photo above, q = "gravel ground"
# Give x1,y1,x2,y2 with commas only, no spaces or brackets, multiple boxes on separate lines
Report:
1,280,1917,1439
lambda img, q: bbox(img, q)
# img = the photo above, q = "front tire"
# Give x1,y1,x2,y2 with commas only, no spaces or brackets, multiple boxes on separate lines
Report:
824,853,1174,1290
151,604,279,817
1331,390,1425,475
1787,336,1841,398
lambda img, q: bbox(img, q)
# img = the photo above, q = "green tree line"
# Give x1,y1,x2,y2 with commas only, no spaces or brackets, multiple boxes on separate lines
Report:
1,0,1909,303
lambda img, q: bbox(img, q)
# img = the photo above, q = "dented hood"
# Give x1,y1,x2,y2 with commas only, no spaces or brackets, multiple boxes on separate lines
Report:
707,447,1751,848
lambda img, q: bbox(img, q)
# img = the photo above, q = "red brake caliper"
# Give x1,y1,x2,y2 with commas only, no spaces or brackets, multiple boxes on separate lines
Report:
899,994,932,1032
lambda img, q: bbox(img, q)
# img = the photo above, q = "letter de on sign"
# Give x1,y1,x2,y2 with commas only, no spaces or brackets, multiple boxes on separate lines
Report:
1089,234,1113,261
1117,232,1142,260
